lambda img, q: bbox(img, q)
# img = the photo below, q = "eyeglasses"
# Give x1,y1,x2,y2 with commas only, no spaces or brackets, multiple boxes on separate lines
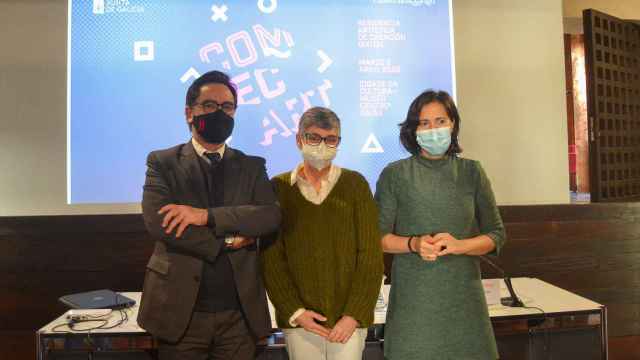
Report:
303,132,341,148
194,100,236,114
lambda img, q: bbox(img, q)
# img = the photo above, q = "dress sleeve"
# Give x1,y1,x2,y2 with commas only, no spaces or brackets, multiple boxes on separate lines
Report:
374,166,398,236
474,161,506,256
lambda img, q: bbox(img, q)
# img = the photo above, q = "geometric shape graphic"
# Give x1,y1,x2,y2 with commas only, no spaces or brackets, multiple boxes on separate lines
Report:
361,133,384,153
133,41,154,62
211,4,229,22
257,0,277,14
317,49,333,73
180,67,201,83
93,0,105,14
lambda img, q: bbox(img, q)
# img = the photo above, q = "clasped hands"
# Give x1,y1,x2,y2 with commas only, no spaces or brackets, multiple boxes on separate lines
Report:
411,233,467,261
294,310,358,344
158,204,254,249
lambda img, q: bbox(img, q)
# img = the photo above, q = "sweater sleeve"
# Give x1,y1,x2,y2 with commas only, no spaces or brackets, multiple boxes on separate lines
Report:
342,173,384,327
474,161,506,256
261,177,306,323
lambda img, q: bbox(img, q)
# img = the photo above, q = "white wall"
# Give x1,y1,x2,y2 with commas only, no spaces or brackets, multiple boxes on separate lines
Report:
0,0,140,215
0,0,569,216
453,0,569,205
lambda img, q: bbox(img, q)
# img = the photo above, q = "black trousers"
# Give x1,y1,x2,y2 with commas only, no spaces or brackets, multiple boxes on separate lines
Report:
158,310,256,360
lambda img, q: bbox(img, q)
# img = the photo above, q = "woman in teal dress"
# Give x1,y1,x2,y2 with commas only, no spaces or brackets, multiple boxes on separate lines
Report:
375,90,506,359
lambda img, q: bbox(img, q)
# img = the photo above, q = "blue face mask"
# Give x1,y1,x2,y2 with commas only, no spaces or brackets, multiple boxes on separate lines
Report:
416,127,452,156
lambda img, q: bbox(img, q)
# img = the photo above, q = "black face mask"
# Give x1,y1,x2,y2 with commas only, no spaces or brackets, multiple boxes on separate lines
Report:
192,110,234,144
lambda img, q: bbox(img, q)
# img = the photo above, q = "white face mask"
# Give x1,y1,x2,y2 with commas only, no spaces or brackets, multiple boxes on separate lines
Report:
301,142,337,170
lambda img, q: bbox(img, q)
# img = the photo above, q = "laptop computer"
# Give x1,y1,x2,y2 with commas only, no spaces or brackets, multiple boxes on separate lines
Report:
59,289,136,309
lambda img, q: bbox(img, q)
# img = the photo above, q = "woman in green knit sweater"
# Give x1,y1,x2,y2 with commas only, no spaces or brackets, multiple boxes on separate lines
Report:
262,107,383,360
375,90,506,359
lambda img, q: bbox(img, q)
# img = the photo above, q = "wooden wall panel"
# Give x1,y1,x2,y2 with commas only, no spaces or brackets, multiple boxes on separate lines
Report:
2,204,640,358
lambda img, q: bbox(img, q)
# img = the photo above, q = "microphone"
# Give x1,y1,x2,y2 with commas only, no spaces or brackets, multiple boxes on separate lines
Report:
478,255,524,307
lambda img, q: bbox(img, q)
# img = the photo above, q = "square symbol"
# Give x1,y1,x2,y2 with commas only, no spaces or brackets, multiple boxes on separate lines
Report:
93,0,105,14
134,41,154,62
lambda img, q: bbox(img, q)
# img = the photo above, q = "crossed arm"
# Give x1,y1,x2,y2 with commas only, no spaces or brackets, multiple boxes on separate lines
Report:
142,152,281,261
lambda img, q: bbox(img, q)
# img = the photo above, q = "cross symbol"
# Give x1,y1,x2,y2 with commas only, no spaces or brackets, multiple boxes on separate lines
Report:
211,4,228,22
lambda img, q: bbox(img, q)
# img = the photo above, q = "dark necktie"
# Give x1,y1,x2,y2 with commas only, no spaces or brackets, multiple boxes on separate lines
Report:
204,152,221,170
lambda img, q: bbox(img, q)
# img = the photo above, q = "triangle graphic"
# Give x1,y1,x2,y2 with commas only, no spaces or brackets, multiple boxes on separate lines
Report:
361,133,384,153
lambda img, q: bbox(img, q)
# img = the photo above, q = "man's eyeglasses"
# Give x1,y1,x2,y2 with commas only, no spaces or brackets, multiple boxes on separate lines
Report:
194,100,236,113
303,132,341,148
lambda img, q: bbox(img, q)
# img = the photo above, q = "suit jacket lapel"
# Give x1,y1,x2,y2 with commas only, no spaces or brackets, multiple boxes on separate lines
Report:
223,147,241,206
178,142,209,208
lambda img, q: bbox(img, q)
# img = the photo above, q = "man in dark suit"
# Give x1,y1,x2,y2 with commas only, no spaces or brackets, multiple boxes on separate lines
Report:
138,70,281,359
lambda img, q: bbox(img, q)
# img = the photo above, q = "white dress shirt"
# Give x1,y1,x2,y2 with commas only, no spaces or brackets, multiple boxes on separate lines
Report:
290,163,342,205
191,138,234,245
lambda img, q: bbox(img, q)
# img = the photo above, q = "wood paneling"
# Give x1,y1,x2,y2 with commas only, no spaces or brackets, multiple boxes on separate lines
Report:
583,9,640,202
610,335,640,360
2,204,640,358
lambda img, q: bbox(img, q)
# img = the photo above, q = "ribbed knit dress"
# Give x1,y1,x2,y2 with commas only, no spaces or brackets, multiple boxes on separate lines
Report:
375,155,506,360
261,168,384,329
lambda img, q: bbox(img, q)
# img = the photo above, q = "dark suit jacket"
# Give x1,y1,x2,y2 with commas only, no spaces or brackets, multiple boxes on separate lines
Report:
138,142,281,343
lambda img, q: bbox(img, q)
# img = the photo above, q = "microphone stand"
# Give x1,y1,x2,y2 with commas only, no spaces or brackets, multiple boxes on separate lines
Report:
479,255,524,307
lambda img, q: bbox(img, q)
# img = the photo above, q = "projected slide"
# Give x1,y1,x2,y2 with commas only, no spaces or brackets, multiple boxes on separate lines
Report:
68,0,454,204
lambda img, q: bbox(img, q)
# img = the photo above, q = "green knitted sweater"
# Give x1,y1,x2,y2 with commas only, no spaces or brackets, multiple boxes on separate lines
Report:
261,168,384,329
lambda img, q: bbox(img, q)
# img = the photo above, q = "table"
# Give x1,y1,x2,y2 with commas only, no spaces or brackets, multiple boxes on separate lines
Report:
37,278,608,359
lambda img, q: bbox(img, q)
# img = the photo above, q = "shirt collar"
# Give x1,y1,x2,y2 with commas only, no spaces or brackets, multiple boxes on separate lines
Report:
290,163,340,186
192,137,226,162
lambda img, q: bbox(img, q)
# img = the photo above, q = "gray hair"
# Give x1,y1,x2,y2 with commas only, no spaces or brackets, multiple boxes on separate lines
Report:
298,107,341,134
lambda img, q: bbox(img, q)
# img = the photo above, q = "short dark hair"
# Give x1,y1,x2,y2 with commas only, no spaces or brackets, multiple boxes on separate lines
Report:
399,90,462,156
185,70,238,108
299,107,341,134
